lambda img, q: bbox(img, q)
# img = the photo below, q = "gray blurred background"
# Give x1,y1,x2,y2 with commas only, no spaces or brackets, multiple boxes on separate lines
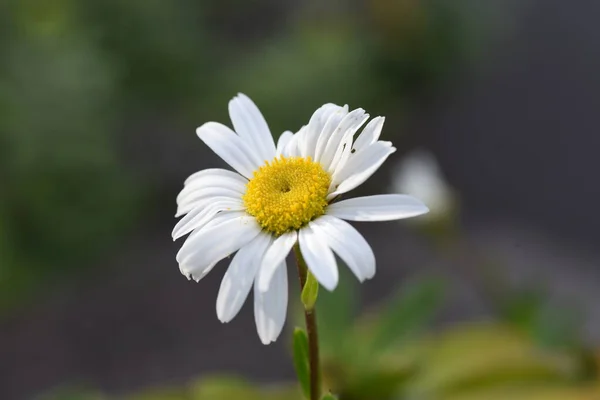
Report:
1,0,600,399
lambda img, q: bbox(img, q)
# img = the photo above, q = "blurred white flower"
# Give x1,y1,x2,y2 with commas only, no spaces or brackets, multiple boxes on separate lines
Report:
173,94,429,344
392,149,454,220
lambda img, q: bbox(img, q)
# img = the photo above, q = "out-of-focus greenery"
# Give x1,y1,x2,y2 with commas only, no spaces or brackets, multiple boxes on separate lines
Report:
40,275,600,400
312,272,600,400
40,378,303,400
0,0,141,310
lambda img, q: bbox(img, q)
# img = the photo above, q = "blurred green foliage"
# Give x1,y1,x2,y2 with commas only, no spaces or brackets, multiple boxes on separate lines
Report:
368,277,444,352
40,275,600,400
0,0,142,309
311,273,600,400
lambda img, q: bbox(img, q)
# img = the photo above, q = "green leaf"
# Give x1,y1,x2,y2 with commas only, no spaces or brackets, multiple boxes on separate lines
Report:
371,277,444,352
293,328,311,399
501,288,582,349
344,365,415,400
404,323,584,397
301,271,319,311
532,303,582,350
321,394,338,400
501,288,546,328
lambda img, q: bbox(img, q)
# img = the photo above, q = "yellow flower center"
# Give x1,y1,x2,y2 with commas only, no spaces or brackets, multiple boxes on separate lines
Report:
243,156,331,236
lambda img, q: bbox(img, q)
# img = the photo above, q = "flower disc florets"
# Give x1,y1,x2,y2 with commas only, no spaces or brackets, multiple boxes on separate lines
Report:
243,156,331,236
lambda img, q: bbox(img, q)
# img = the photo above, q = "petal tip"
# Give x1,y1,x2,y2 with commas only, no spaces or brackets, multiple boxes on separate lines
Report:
364,271,376,280
260,337,273,345
217,313,231,324
321,280,338,292
195,123,211,140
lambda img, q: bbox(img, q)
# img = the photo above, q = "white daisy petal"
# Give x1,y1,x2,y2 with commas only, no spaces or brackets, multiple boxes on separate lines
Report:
176,209,228,248
276,131,294,156
196,122,263,179
179,260,218,282
178,181,243,206
183,168,248,188
352,116,385,152
177,174,248,204
257,231,297,292
254,260,288,344
177,169,247,215
299,225,339,291
177,199,244,219
327,194,429,221
284,126,304,157
326,131,352,178
176,188,242,217
314,105,349,162
177,210,248,256
172,198,244,240
228,93,276,163
311,215,375,281
328,130,354,177
321,108,369,172
216,232,272,323
177,196,214,218
311,105,348,161
177,213,261,273
301,103,341,158
328,141,396,199
238,94,277,158
180,210,246,247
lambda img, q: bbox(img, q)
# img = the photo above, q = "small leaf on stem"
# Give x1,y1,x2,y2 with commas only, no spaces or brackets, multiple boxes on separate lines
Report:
301,270,319,311
293,327,311,399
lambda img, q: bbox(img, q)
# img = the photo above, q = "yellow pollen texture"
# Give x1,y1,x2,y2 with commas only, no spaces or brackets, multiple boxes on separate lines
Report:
243,156,331,236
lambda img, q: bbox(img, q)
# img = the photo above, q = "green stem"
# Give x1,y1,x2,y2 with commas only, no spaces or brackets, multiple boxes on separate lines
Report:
294,243,321,400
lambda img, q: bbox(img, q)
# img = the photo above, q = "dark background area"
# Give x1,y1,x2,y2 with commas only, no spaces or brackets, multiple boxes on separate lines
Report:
1,0,599,399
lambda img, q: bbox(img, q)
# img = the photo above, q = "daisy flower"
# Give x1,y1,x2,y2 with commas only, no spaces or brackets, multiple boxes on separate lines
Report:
173,94,428,344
